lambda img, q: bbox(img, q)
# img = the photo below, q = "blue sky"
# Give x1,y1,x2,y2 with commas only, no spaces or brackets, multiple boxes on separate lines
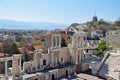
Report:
0,0,120,24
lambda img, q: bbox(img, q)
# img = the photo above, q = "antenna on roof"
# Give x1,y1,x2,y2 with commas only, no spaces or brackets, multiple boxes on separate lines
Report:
93,12,98,22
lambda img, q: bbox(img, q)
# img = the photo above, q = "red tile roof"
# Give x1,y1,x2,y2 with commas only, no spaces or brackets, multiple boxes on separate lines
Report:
0,53,9,58
18,47,34,55
18,47,25,54
18,45,45,55
27,50,33,55
34,45,45,53
34,45,44,50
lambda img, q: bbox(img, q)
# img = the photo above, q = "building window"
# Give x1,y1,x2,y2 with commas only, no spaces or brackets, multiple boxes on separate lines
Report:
61,58,63,62
86,49,88,53
43,59,46,65
53,37,56,47
77,55,79,61
66,70,68,76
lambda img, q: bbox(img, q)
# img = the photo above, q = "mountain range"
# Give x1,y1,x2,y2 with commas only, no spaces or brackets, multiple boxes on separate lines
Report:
0,19,69,30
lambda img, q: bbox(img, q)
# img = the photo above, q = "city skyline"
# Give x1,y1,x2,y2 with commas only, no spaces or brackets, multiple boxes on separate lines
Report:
0,0,120,24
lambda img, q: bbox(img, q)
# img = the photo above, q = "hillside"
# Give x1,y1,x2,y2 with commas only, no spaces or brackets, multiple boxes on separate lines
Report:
68,19,120,35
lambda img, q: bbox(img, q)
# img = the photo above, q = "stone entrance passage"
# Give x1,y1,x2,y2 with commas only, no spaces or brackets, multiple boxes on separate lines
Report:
66,70,68,76
52,74,55,80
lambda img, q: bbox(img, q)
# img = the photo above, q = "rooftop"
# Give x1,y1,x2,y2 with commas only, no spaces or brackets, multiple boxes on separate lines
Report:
0,53,9,58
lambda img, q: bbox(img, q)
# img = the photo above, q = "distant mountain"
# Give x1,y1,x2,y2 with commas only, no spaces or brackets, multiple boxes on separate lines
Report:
0,19,68,30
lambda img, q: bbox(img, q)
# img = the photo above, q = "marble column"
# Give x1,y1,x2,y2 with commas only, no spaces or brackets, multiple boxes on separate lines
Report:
52,36,53,48
118,73,120,80
59,36,61,47
5,60,8,79
45,73,49,80
59,51,61,64
52,52,54,67
76,35,79,48
85,36,87,43
56,56,57,66
19,55,21,73
80,36,82,47
48,48,50,54
78,36,80,47
57,37,59,47
55,36,57,47
75,51,78,64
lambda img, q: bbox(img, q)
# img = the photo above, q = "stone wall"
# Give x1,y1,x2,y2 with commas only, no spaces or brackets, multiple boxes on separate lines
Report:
23,47,71,72
0,62,4,73
60,47,70,64
105,35,120,47
23,65,76,80
106,30,120,47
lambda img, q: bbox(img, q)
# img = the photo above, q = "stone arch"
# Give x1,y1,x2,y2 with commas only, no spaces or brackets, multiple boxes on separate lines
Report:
82,63,91,72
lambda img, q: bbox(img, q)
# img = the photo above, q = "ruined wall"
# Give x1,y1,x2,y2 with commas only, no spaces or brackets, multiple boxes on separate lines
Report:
23,61,36,72
12,55,22,76
60,47,70,64
0,62,4,73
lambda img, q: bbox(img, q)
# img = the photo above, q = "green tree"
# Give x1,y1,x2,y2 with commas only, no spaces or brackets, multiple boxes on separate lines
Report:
94,40,108,56
32,41,43,46
61,37,67,47
19,36,29,46
10,43,19,55
115,19,120,27
1,38,14,53
98,41,107,51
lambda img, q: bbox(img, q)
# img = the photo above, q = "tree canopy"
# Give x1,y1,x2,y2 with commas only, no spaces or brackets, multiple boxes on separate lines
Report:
10,43,19,55
61,37,67,47
94,40,108,56
0,39,20,55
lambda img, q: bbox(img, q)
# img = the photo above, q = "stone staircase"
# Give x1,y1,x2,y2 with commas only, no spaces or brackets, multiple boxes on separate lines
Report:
96,52,110,75
98,53,120,79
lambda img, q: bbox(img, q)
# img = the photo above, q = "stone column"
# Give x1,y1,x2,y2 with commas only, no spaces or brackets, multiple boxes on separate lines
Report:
52,36,53,48
34,51,38,69
59,36,61,47
5,60,8,79
76,35,79,48
55,36,57,47
80,50,82,63
19,55,21,73
81,36,82,47
82,36,84,46
56,56,57,66
57,37,59,47
79,36,80,47
78,36,80,47
75,51,78,64
48,48,50,54
118,73,120,80
45,73,49,80
59,51,61,64
52,52,54,67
